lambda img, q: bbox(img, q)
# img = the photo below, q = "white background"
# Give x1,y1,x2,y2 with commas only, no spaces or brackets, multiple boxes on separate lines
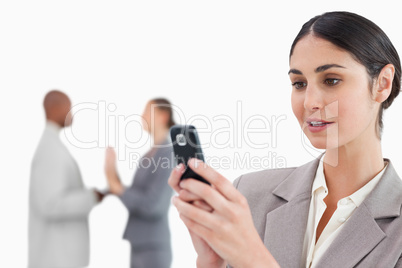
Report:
1,1,402,267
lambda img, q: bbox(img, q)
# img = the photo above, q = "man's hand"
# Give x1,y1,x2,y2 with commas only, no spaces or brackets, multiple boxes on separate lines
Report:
94,189,108,202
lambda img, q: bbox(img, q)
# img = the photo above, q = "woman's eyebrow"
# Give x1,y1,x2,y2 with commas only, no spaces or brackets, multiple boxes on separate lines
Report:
288,64,346,75
315,64,345,72
288,69,302,75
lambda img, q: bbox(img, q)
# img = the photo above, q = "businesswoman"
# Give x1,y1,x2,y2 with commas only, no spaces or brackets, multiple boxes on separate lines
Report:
105,98,175,268
169,11,402,267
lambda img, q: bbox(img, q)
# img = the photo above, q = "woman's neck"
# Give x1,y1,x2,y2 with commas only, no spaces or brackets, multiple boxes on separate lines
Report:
323,134,384,200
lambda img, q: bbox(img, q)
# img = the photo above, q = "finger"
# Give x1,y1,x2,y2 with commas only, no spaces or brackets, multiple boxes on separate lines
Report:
168,164,185,193
193,200,214,212
105,147,116,161
179,178,229,213
188,158,241,202
172,196,219,230
106,146,114,154
178,189,202,203
179,214,215,245
178,189,214,212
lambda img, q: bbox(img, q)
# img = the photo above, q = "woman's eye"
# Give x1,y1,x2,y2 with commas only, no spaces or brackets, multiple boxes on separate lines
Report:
292,81,307,89
324,78,340,86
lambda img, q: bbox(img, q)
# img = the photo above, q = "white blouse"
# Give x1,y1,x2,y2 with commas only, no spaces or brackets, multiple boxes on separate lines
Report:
303,155,388,268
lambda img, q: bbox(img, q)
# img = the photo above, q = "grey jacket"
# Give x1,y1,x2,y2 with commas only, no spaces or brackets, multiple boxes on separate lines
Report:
120,138,174,248
233,157,402,268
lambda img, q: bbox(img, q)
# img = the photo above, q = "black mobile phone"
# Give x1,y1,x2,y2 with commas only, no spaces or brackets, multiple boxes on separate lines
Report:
170,125,209,184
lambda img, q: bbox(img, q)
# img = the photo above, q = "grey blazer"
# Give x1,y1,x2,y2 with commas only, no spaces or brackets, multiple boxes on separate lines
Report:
120,138,174,248
233,157,402,268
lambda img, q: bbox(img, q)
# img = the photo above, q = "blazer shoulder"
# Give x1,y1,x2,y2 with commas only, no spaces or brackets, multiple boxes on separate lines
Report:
234,167,297,195
233,157,320,201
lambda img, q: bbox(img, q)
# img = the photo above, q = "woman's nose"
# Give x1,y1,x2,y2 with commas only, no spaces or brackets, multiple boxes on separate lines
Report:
304,86,323,112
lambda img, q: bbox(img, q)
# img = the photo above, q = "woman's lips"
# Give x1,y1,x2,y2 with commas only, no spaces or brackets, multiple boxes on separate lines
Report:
306,119,335,133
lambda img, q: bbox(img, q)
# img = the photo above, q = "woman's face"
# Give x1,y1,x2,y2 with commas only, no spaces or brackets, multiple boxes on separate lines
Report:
289,34,379,150
141,101,167,133
141,101,152,133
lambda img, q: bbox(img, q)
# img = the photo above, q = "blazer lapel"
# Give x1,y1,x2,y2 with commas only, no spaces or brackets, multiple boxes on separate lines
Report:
315,160,402,268
264,158,320,268
264,193,312,267
314,205,386,268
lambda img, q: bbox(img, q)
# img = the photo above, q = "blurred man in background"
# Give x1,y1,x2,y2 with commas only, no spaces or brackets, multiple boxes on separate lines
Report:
28,90,104,268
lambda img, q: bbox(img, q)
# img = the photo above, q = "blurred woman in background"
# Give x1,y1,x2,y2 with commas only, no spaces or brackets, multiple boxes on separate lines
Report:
105,98,175,268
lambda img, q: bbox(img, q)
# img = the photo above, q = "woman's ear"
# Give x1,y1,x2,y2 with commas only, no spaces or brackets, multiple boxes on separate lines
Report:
374,64,395,104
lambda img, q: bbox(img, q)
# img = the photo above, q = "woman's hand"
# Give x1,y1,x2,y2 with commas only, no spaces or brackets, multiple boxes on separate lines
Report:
104,147,124,195
169,164,226,268
169,159,279,268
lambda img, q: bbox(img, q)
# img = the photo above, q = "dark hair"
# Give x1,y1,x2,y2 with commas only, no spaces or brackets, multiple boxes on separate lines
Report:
150,98,176,128
290,11,401,136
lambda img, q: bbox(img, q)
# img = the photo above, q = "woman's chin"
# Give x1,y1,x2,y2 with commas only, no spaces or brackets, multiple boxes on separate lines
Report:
308,138,332,150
